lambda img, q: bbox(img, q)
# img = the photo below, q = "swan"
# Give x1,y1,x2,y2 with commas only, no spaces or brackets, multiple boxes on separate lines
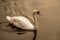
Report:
6,10,41,40
6,10,41,30
6,1,41,40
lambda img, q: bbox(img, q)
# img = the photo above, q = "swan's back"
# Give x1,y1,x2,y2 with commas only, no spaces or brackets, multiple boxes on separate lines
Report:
6,16,34,30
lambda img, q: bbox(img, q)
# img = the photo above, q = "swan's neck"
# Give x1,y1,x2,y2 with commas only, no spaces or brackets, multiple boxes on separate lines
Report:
33,14,38,29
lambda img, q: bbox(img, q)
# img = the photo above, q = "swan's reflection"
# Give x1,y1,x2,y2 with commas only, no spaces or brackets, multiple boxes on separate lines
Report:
8,23,37,40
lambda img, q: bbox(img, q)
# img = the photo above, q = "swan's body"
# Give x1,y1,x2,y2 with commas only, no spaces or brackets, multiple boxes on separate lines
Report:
7,16,34,30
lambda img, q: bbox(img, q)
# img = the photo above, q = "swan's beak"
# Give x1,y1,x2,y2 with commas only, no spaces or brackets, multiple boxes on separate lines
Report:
38,13,41,16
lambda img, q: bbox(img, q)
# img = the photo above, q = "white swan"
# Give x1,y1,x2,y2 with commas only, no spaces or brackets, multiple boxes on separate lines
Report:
6,1,41,40
7,0,41,30
6,10,41,30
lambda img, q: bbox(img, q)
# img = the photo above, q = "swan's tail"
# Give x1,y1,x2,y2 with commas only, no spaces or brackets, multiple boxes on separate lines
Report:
6,16,11,20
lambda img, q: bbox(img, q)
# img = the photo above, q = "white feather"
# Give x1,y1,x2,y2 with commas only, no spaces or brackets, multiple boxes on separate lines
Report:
6,16,34,30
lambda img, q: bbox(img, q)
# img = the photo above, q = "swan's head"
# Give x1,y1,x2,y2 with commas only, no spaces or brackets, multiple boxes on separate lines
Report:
33,10,41,16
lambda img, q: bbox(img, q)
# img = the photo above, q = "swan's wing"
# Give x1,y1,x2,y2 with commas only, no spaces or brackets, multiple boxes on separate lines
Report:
14,16,34,30
6,16,34,30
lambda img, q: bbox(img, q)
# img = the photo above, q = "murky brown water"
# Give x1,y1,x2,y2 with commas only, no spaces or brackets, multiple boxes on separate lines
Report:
0,0,60,40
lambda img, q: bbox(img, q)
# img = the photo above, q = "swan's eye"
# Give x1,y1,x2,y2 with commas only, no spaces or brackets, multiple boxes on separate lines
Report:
37,11,39,14
37,11,40,15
